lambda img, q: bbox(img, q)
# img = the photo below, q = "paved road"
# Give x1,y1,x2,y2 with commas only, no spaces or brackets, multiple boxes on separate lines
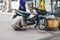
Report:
0,13,60,40
50,36,60,40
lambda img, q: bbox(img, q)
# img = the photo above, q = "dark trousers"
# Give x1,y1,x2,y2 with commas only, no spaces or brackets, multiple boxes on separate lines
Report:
19,7,26,11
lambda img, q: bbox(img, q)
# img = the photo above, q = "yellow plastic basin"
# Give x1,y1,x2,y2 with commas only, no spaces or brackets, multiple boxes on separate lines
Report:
47,19,59,28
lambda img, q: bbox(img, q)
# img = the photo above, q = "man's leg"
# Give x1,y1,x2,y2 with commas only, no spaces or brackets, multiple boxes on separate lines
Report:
14,16,25,28
12,16,22,28
12,16,27,30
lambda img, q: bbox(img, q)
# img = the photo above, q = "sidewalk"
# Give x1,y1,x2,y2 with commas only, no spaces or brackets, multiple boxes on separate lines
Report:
0,10,60,40
0,10,15,14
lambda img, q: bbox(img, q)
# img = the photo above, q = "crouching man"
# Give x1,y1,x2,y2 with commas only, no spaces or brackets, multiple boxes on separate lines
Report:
12,2,37,30
12,16,26,30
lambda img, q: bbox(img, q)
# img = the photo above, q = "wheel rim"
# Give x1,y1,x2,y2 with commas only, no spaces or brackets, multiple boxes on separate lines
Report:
38,19,47,30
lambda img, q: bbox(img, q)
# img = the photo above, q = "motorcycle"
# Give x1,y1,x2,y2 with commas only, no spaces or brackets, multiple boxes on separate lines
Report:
12,7,47,30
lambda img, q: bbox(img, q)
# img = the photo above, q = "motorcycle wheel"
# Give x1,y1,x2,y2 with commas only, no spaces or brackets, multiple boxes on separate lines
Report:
27,21,38,28
38,19,47,30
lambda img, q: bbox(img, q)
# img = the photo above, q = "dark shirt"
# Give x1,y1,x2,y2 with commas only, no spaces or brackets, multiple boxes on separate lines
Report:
19,0,26,11
20,0,25,6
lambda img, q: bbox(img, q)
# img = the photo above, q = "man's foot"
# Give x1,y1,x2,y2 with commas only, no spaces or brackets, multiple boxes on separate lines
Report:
22,24,27,27
12,25,27,31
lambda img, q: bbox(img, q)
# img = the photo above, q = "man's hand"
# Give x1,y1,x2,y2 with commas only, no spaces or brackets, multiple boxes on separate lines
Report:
31,13,36,15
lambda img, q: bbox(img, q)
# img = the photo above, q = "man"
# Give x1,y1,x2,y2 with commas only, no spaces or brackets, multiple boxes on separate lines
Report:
12,2,37,30
19,0,26,11
27,2,37,18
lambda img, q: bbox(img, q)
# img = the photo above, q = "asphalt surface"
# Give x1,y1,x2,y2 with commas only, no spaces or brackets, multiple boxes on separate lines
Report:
50,36,60,40
0,12,60,40
39,32,60,40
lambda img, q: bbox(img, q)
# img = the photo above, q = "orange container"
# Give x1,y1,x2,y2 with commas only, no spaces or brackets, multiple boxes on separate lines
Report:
47,19,59,28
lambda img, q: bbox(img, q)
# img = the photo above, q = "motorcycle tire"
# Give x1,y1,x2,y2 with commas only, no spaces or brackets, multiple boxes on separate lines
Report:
30,21,38,28
38,19,48,30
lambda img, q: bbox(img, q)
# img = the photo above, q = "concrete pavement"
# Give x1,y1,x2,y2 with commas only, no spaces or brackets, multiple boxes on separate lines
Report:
0,11,60,40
